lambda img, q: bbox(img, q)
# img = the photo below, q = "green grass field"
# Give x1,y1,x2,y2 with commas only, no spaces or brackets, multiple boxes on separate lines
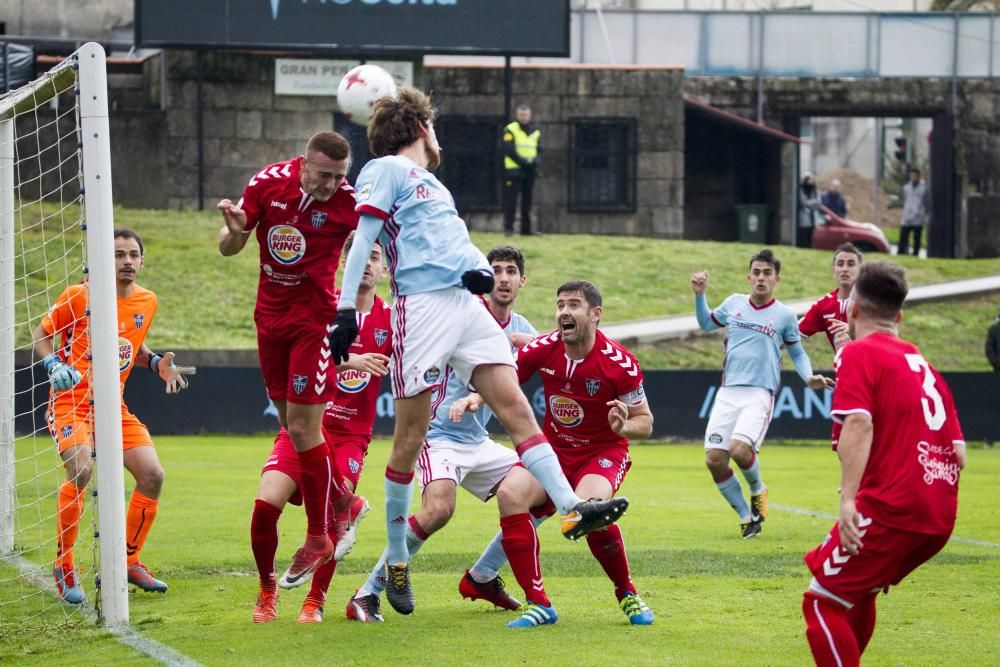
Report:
12,205,1000,369
3,436,998,666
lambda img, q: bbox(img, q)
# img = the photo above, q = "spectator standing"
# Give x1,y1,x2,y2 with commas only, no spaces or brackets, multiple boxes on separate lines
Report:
502,104,543,237
821,178,848,218
798,172,821,248
899,167,930,256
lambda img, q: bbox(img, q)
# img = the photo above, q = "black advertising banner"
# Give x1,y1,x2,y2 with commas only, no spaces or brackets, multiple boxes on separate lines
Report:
135,0,571,57
14,365,999,443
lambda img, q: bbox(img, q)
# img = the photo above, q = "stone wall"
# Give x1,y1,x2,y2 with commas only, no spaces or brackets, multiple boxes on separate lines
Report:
425,65,686,237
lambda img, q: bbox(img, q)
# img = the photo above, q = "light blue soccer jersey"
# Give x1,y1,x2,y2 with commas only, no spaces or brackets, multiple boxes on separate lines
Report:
354,155,490,297
710,294,801,393
425,310,537,446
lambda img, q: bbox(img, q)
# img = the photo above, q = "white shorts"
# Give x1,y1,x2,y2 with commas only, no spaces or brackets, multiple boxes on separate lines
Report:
416,437,518,502
704,386,775,452
390,288,513,399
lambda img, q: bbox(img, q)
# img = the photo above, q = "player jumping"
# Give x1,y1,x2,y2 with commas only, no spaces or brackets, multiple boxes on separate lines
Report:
802,261,965,666
328,88,627,614
34,229,195,603
692,248,833,539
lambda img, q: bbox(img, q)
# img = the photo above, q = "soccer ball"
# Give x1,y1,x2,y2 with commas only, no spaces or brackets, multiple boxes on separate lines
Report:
337,65,398,126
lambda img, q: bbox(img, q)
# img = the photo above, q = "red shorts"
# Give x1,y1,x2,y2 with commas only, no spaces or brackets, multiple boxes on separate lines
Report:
256,313,336,404
530,445,632,516
804,508,951,607
260,429,370,506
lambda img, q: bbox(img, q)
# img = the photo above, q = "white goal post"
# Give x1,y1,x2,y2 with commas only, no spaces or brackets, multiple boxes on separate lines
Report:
0,42,128,627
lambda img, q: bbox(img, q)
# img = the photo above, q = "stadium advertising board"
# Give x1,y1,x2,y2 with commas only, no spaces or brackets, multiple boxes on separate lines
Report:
135,0,571,57
274,59,413,96
15,367,999,443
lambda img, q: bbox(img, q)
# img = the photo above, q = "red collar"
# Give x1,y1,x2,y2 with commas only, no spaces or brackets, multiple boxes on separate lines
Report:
748,297,776,310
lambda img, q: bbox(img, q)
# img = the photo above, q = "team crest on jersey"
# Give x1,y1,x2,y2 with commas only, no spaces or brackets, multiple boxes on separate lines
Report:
374,328,388,347
598,457,612,469
348,458,361,475
133,313,144,329
423,367,441,384
292,374,308,394
311,211,327,229
709,432,724,445
267,225,306,265
118,337,133,372
337,369,371,394
549,395,584,427
60,425,73,439
585,378,601,397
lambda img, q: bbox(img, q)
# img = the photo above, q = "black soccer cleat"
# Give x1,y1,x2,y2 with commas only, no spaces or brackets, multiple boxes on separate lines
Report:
561,497,629,541
384,563,415,615
741,515,764,539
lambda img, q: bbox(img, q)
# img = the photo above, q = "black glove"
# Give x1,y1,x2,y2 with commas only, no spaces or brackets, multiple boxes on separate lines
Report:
461,269,494,295
328,308,358,365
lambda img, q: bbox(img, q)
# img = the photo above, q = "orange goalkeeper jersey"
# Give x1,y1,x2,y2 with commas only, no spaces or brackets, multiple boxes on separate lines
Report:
41,283,158,403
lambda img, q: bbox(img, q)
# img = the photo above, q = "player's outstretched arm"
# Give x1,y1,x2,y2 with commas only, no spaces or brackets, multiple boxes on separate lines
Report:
217,199,250,256
329,215,385,364
145,348,197,394
607,399,654,440
449,393,483,423
32,324,81,392
691,271,721,332
787,342,835,390
836,413,873,555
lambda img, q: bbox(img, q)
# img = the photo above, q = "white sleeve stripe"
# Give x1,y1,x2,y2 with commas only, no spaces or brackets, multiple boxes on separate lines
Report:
830,408,872,424
953,440,966,446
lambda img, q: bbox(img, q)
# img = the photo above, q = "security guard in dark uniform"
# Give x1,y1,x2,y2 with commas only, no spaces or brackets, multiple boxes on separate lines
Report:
502,105,543,236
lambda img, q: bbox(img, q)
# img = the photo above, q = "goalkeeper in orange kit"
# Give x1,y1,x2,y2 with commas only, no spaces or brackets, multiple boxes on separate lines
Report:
32,229,195,604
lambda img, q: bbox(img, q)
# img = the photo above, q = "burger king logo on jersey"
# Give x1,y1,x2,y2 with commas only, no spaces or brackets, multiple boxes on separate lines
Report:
337,369,370,393
549,395,584,427
267,225,306,265
118,337,133,372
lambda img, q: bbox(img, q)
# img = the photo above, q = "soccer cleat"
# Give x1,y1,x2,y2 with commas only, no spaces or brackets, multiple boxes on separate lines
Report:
253,587,279,623
127,562,168,593
279,535,333,589
619,592,655,625
333,495,370,562
346,590,384,623
458,569,521,611
506,603,558,629
53,563,85,604
384,563,414,615
750,485,769,520
297,597,324,624
561,497,629,541
741,515,764,539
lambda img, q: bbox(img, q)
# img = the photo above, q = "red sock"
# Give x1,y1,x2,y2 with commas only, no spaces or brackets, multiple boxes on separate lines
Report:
250,499,282,589
847,593,878,655
297,443,333,538
802,592,860,667
325,437,353,513
586,524,637,601
500,513,550,607
308,523,339,604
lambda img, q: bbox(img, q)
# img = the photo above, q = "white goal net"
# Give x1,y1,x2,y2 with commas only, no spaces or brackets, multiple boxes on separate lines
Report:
0,43,129,629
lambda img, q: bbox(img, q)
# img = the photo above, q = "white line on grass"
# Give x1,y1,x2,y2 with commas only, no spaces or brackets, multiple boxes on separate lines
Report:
771,503,1000,549
4,555,203,667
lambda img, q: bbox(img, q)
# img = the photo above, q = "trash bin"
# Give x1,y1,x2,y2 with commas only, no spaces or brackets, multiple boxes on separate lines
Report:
735,204,769,245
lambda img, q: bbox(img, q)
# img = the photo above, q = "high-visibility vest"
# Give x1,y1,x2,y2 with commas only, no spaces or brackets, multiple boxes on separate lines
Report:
503,121,540,170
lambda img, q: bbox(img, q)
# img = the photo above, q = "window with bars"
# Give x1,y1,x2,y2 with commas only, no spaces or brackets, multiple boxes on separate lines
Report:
435,115,504,213
568,118,637,213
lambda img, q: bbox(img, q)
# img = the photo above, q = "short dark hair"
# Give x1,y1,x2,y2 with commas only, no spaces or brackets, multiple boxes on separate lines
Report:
487,245,525,276
748,248,780,275
910,167,921,176
368,87,436,158
343,230,381,257
833,242,863,265
306,131,351,162
114,228,144,256
557,280,602,308
853,261,908,319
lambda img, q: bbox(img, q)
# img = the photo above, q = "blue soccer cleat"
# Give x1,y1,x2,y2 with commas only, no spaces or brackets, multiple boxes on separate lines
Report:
507,603,558,629
53,563,85,604
619,592,655,625
127,562,168,593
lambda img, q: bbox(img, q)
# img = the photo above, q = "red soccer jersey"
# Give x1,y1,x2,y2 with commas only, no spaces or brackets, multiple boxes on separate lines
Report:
832,333,964,535
322,292,392,440
799,288,849,350
517,329,645,452
238,157,358,320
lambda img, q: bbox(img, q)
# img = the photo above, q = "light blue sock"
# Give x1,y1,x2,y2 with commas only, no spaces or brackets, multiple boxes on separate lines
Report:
359,526,425,597
716,472,751,522
518,444,580,514
739,455,764,495
470,515,547,581
384,474,414,565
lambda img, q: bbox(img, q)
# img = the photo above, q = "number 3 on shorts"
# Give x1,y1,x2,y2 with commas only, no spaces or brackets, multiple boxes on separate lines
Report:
904,353,945,431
